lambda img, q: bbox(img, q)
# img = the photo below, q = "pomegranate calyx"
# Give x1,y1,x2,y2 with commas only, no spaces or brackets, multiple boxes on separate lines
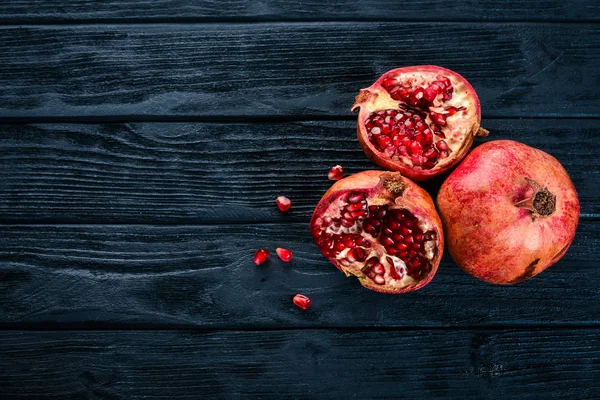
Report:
476,127,490,137
380,172,406,197
514,177,556,217
351,89,374,113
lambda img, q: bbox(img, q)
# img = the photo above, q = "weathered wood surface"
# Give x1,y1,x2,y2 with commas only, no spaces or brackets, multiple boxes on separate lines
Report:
1,0,598,22
1,2,599,398
0,119,596,225
1,24,598,118
1,329,599,399
0,221,597,328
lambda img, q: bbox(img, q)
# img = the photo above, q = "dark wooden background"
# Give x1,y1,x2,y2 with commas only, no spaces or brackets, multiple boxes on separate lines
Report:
1,1,599,398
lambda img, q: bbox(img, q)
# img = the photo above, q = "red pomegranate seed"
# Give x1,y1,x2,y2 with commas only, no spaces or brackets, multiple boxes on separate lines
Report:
276,247,293,262
276,196,291,212
293,294,311,310
436,140,449,151
253,248,270,265
328,165,345,181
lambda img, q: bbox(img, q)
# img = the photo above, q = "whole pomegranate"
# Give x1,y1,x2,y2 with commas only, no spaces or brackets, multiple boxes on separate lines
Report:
352,65,488,181
310,170,443,293
437,140,580,284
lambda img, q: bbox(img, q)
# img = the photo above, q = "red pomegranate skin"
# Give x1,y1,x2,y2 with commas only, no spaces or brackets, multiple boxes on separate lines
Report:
437,140,580,284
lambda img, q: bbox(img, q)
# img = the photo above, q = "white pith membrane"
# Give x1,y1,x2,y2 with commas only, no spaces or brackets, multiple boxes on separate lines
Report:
360,70,478,170
313,190,437,290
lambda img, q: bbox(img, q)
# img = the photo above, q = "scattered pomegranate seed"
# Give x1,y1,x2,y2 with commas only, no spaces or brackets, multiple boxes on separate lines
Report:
253,248,270,265
328,165,345,180
293,294,311,310
276,196,291,212
276,247,293,262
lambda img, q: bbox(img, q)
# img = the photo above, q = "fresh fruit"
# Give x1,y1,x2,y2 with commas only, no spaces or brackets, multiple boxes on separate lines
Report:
276,248,293,262
437,140,580,284
276,196,292,212
310,170,443,293
293,294,311,310
253,248,270,265
352,65,488,181
328,165,345,181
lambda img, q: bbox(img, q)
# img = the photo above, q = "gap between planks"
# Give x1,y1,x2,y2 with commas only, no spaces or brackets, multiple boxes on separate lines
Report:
0,214,597,226
3,323,600,332
1,19,600,26
1,116,600,125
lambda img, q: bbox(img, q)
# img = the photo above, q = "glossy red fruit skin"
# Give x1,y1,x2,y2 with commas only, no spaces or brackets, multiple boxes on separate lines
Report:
437,140,580,284
352,65,484,181
309,170,444,294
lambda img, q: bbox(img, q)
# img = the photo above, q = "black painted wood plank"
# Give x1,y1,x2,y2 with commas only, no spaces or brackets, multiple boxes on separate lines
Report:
0,221,597,328
1,0,598,23
0,24,598,118
0,329,599,399
0,119,596,225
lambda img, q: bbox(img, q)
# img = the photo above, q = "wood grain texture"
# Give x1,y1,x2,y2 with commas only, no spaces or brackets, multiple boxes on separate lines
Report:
1,329,599,399
0,221,597,328
0,24,598,118
1,0,598,22
0,119,596,224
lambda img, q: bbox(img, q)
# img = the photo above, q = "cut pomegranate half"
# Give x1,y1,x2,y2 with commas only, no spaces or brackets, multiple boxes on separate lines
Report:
310,170,443,293
352,65,488,181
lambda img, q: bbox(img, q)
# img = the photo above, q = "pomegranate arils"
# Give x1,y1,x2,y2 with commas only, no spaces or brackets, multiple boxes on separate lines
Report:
313,189,435,282
293,294,311,310
276,196,291,212
365,106,447,170
353,67,486,181
377,209,435,280
362,257,386,285
276,247,293,262
310,171,444,293
253,248,270,265
362,205,388,237
328,165,345,181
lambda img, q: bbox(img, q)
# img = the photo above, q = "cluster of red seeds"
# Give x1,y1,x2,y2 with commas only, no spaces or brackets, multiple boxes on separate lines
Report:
364,75,465,169
365,107,450,169
313,191,435,284
382,75,453,107
361,254,407,283
313,192,371,258
378,209,435,280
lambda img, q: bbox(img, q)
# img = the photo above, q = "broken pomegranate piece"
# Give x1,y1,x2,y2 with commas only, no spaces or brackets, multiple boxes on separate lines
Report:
310,170,443,293
352,65,488,181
